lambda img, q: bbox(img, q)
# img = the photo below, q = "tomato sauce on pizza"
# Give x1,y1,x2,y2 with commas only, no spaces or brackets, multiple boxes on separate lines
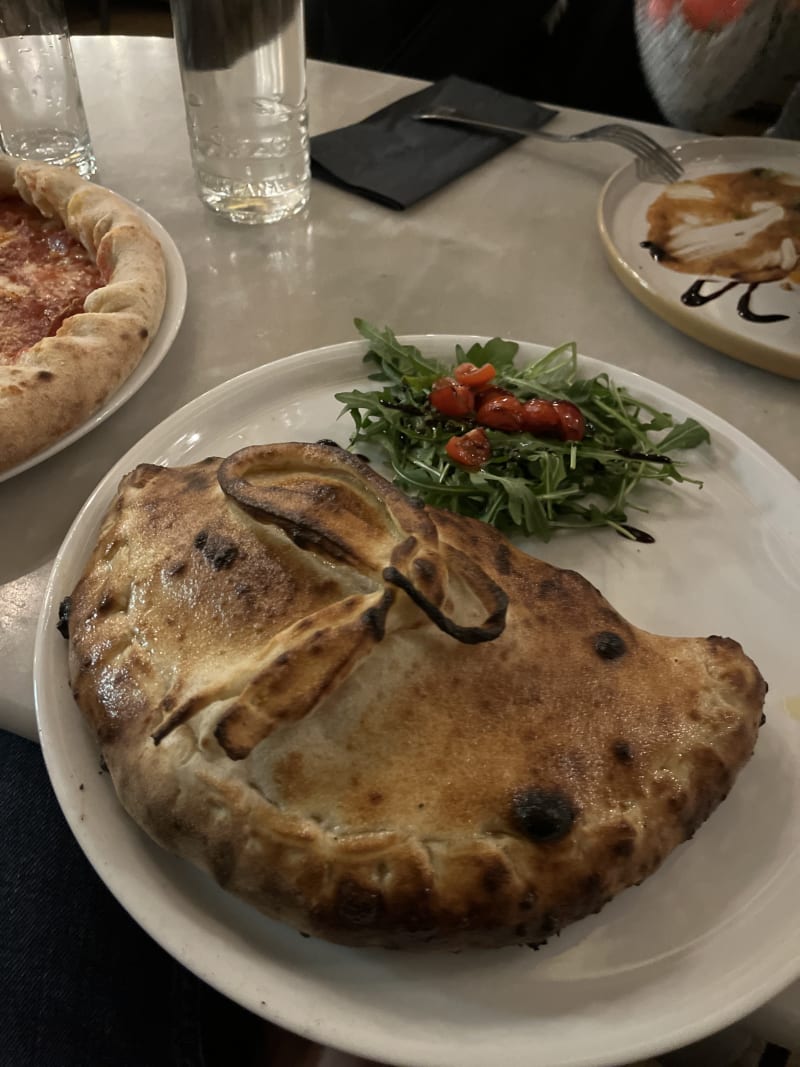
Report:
0,195,103,364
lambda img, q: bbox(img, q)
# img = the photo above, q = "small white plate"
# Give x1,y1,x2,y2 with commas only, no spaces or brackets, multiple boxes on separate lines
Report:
34,337,800,1067
598,136,800,380
0,205,187,483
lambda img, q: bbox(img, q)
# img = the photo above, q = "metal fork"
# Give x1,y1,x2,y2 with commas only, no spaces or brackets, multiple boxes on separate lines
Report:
414,106,684,183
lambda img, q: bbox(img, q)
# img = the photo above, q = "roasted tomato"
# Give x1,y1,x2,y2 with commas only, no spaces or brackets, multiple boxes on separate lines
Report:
521,398,561,436
429,377,475,418
475,385,513,407
445,427,492,469
552,400,586,441
475,394,525,432
453,361,496,388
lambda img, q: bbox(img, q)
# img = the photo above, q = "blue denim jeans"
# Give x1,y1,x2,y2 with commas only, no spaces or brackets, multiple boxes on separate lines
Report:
0,729,265,1067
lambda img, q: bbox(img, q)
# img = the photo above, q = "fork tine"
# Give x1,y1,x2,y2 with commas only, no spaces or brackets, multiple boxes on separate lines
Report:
580,123,683,181
646,154,683,182
635,157,673,184
604,123,670,152
598,125,671,153
602,127,671,160
608,137,682,181
601,126,683,180
620,135,681,176
610,140,676,180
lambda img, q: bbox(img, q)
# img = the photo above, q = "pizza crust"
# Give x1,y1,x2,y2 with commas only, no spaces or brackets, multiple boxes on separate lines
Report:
0,157,167,474
66,443,767,950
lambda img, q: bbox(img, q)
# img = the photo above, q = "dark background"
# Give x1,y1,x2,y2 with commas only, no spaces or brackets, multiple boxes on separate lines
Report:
64,3,782,139
65,0,666,123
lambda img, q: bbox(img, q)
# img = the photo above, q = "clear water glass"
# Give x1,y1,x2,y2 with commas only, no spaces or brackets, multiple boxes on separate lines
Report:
170,0,311,225
0,0,96,178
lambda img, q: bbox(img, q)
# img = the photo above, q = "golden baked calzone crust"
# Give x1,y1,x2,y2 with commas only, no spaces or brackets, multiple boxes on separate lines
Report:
64,442,766,949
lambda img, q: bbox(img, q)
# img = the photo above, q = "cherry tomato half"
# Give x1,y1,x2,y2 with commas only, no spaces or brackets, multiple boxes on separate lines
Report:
453,361,496,388
445,428,492,469
521,398,561,437
552,400,586,441
429,377,475,418
476,394,525,432
475,385,513,407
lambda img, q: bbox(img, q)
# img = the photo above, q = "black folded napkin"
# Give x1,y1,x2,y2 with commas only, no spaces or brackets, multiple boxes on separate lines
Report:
310,74,558,210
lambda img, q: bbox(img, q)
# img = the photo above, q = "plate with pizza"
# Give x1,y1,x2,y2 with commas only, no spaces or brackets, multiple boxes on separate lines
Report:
0,156,186,482
32,336,800,1067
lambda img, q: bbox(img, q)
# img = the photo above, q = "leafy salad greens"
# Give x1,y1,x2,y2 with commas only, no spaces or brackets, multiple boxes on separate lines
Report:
335,320,710,542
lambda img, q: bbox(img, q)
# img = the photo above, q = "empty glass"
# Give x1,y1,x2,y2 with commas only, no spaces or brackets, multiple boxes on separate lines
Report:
0,0,95,177
170,0,311,224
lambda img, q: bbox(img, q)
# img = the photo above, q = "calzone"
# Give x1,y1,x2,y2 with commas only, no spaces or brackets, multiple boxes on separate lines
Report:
64,442,766,949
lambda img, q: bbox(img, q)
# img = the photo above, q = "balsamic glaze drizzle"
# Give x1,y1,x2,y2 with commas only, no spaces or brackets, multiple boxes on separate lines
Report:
640,240,670,262
680,279,738,307
616,524,656,544
736,283,790,324
676,278,790,323
614,448,672,464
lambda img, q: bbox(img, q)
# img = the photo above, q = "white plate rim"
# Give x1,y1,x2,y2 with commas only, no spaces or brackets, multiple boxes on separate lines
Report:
596,135,800,381
33,335,800,1067
0,202,188,483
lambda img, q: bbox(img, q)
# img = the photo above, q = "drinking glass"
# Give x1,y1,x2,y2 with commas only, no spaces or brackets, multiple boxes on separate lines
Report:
0,0,96,178
169,0,311,224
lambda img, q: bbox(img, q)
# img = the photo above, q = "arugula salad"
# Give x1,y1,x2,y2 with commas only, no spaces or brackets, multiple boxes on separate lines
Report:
335,320,710,542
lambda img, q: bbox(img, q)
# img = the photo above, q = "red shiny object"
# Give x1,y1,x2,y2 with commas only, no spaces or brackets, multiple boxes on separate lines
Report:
429,377,475,418
475,385,513,407
552,401,586,441
476,394,526,432
681,0,750,30
445,428,492,469
454,361,496,388
521,398,562,436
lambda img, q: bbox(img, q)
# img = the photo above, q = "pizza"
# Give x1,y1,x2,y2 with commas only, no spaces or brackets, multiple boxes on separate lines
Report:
63,442,766,950
0,157,166,474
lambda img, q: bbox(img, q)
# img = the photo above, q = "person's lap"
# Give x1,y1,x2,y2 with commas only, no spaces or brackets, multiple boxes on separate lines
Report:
0,729,265,1067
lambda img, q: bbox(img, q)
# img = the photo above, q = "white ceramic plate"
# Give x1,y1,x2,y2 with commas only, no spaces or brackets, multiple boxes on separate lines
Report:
598,136,800,380
34,337,800,1067
0,205,187,483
